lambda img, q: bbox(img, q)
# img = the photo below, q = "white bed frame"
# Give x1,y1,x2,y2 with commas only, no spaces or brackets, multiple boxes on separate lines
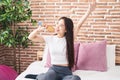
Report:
16,45,120,80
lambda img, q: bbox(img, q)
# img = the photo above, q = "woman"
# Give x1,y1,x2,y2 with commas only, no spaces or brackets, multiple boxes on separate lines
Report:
28,1,96,80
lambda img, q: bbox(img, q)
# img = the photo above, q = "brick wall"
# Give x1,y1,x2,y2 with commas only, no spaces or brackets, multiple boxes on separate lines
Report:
0,26,5,64
0,0,120,73
0,45,5,64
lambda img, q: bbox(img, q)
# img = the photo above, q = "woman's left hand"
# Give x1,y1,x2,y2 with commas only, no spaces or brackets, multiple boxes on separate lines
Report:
88,0,96,13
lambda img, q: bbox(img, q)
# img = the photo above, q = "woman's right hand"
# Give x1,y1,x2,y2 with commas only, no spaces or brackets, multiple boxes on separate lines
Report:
36,25,46,32
28,25,45,42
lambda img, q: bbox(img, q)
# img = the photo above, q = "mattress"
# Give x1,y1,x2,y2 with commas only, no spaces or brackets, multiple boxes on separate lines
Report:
15,61,120,80
73,66,120,80
16,45,120,80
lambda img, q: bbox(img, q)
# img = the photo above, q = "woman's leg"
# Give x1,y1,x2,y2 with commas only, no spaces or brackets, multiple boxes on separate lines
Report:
36,69,57,80
63,75,81,80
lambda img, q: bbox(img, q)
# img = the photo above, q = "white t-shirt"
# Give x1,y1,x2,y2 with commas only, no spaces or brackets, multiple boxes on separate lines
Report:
43,35,68,65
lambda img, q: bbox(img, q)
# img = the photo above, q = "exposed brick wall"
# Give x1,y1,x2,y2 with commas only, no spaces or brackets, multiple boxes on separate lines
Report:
0,24,15,68
0,26,5,64
0,0,120,73
0,45,5,64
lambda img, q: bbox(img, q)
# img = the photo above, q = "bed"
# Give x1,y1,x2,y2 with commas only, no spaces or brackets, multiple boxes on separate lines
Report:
15,44,120,80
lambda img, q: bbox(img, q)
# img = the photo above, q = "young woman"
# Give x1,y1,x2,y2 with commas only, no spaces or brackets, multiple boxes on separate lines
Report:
28,1,96,80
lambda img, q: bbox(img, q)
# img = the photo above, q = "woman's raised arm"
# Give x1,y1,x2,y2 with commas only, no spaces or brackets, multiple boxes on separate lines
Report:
74,0,96,39
28,26,45,43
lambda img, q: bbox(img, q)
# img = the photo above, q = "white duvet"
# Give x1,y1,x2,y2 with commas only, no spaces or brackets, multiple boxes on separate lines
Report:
15,61,120,80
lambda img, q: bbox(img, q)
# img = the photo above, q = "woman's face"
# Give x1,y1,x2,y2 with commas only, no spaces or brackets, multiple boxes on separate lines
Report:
55,19,66,37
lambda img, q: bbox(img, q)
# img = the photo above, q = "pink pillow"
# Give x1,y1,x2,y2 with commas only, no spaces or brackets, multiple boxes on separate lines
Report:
44,42,80,69
44,51,51,67
72,42,80,71
76,40,107,71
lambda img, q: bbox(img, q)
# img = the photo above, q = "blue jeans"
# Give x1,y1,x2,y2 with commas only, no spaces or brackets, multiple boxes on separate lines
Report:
36,65,81,80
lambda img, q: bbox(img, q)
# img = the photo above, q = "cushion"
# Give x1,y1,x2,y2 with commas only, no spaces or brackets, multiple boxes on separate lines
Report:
72,42,80,71
44,42,80,69
0,65,18,80
42,44,50,66
74,42,80,65
76,40,107,71
106,45,116,68
44,51,51,67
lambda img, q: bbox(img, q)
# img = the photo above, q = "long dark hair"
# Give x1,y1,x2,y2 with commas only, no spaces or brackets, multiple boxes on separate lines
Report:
59,17,74,70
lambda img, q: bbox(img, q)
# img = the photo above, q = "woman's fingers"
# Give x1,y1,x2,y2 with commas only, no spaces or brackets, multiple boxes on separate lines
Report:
89,0,96,12
36,26,45,32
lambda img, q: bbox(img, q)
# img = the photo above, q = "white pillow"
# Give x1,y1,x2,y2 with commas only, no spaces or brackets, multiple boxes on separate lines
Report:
106,45,116,68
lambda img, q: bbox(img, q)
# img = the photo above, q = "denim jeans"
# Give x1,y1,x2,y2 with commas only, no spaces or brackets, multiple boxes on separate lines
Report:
36,65,81,80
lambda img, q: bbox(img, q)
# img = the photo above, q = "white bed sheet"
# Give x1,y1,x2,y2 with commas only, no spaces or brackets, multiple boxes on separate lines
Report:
15,61,120,80
73,66,120,80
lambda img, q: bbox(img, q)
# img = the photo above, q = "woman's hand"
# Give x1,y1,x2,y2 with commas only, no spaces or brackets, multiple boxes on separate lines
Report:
36,25,46,32
28,25,45,42
88,0,96,13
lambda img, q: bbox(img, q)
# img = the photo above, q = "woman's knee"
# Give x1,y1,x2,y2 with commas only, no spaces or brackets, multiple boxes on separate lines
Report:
63,75,81,80
36,70,57,80
46,70,57,78
72,75,81,80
